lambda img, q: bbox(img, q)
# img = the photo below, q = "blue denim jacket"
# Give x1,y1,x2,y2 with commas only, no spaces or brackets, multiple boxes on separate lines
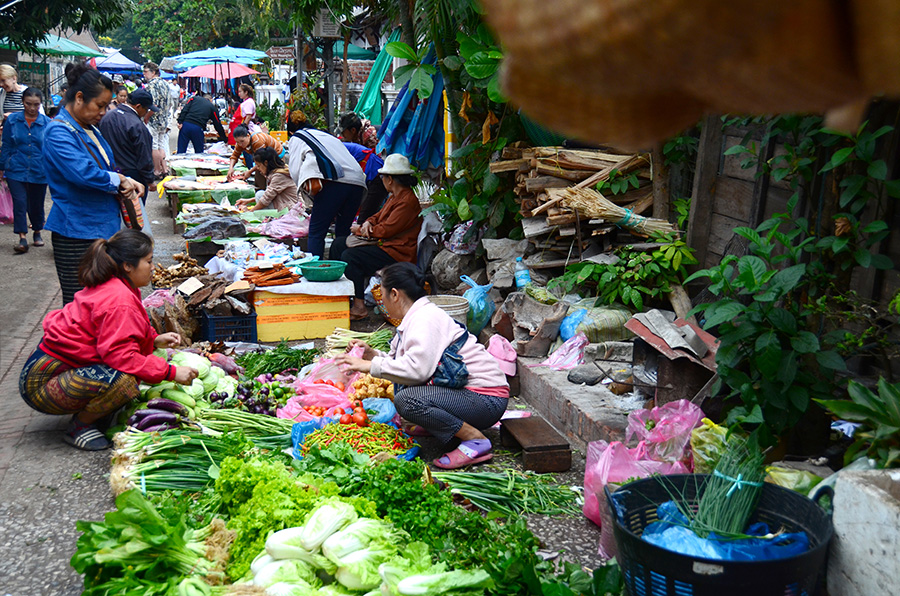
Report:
43,108,123,240
0,112,49,184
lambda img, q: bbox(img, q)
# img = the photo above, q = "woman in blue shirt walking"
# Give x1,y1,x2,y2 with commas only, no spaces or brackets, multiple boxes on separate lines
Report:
43,63,145,304
0,87,48,253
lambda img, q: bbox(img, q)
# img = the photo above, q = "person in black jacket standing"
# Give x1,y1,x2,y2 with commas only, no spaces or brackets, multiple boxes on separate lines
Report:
177,92,227,154
98,89,156,204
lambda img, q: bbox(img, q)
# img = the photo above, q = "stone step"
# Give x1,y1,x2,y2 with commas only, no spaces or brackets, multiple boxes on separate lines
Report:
516,356,647,452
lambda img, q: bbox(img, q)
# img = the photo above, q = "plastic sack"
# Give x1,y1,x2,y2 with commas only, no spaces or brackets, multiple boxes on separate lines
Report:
142,289,177,309
640,501,810,561
461,275,495,335
765,466,823,496
582,440,689,559
301,347,364,394
690,418,730,474
443,220,480,255
530,332,589,370
277,386,353,421
362,397,398,425
559,301,633,343
626,399,704,465
0,181,13,224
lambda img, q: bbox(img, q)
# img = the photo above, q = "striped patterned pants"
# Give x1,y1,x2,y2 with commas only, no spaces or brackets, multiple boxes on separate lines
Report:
393,384,507,444
51,233,96,304
19,347,139,416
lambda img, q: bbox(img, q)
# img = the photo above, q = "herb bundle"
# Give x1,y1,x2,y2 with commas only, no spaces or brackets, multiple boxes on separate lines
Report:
431,469,583,516
235,342,319,378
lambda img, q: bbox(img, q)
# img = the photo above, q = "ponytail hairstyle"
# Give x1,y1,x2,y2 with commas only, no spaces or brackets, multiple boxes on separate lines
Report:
239,83,254,98
253,146,285,173
381,262,427,302
64,62,113,104
78,229,153,288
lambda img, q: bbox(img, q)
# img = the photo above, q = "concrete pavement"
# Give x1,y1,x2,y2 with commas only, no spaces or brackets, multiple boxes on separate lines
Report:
0,188,180,596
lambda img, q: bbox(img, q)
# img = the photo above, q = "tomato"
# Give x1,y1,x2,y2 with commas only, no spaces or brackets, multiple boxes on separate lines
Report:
340,414,353,424
353,406,365,414
351,412,368,427
335,382,345,392
334,408,344,415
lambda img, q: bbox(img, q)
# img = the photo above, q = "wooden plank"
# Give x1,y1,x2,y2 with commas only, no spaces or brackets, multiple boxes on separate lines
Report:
708,213,745,257
722,135,758,182
651,145,670,220
525,175,571,193
711,176,754,222
501,417,569,451
687,114,724,270
535,163,596,181
501,147,524,159
546,214,578,226
489,158,529,173
521,216,554,238
762,186,792,221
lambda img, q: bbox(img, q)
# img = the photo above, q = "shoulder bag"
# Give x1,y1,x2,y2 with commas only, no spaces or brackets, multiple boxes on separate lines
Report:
429,321,471,389
55,118,144,229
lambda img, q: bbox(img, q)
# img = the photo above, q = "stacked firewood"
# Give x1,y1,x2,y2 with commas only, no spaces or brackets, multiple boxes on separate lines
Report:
243,263,300,287
491,146,654,261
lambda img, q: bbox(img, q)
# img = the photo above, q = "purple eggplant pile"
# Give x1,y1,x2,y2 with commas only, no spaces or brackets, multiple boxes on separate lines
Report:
127,398,190,432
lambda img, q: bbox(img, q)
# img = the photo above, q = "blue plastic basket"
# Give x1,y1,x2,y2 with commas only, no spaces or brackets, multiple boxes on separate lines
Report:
200,311,257,343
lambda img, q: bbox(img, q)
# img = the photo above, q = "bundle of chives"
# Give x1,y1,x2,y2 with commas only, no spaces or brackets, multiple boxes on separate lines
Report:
194,409,296,436
431,469,582,516
692,435,766,538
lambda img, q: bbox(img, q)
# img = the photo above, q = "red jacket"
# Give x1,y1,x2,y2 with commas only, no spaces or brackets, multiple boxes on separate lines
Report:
40,277,176,384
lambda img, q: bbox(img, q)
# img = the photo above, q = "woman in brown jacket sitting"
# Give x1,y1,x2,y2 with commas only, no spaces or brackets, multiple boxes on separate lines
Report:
235,147,299,212
330,154,422,320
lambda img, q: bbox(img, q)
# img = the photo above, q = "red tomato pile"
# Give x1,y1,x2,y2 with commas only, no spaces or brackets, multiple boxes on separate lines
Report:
312,378,346,392
335,404,369,428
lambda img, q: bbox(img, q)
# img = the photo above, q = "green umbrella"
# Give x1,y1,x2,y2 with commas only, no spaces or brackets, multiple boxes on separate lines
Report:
0,34,104,57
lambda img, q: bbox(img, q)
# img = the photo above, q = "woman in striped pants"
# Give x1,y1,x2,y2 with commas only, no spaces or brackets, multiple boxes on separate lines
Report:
42,63,145,303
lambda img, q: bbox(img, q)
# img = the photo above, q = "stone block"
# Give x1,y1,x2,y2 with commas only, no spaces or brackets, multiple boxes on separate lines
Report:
829,470,900,596
431,249,478,290
585,341,634,363
481,238,529,261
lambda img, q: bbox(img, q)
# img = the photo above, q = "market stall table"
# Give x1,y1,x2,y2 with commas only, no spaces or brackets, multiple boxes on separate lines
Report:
252,277,353,341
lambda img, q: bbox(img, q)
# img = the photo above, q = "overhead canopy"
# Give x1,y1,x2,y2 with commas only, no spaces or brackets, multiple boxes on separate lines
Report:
0,34,104,57
180,62,259,79
94,50,142,73
332,41,377,61
174,56,261,71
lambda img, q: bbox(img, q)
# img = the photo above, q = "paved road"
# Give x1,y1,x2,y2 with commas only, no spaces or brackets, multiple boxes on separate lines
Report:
0,188,180,596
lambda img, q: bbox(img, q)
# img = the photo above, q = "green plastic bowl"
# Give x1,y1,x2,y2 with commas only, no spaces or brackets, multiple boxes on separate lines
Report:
299,260,347,282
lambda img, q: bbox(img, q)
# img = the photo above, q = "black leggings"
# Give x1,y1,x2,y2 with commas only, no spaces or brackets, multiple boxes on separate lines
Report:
329,238,398,298
393,385,507,444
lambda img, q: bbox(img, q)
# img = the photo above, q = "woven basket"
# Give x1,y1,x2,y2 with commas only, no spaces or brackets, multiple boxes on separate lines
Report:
372,283,432,326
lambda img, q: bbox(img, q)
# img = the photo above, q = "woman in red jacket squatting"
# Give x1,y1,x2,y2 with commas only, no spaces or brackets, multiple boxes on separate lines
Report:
19,229,199,451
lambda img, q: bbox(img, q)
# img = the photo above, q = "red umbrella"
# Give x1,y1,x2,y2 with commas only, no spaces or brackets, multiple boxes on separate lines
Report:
180,62,259,79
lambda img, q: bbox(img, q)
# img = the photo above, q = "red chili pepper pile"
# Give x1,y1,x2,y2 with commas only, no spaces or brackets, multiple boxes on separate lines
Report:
301,422,415,456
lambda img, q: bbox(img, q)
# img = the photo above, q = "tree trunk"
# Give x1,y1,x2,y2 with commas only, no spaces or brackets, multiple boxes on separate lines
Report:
398,0,416,48
341,30,350,112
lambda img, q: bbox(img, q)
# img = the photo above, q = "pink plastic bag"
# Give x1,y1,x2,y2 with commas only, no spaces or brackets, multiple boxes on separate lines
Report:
582,440,689,559
0,181,13,224
625,399,704,465
301,346,364,395
277,384,352,421
529,332,589,370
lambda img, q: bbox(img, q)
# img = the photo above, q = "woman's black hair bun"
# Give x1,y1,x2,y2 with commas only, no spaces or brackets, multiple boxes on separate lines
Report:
64,62,92,86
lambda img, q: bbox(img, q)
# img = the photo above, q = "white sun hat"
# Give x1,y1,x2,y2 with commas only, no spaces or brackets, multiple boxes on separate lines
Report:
378,153,415,175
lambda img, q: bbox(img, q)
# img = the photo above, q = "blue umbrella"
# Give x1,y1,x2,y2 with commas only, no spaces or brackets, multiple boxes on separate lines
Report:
170,45,268,62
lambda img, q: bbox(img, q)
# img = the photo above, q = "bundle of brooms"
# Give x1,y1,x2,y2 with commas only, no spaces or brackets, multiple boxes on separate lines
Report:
553,186,679,236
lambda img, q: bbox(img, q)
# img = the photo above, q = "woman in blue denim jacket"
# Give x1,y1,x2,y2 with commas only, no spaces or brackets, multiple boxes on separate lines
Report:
43,63,145,304
0,87,49,254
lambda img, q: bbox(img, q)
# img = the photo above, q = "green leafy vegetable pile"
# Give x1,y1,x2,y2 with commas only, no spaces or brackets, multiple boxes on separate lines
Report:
235,342,320,378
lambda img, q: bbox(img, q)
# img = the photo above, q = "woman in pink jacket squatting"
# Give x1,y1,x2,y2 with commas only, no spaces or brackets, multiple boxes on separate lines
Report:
336,262,509,469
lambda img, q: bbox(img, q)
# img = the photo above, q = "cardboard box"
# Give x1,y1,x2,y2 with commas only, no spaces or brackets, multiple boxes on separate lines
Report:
253,291,349,341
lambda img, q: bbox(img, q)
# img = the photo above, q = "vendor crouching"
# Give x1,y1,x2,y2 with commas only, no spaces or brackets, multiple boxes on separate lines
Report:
19,230,199,451
335,262,509,469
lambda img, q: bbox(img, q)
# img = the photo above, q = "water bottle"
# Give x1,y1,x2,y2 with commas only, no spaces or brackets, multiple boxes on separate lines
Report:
514,257,532,289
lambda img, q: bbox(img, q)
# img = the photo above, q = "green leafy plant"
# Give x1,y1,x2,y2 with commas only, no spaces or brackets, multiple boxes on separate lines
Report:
256,99,286,132
549,234,697,311
672,197,691,230
596,169,640,196
816,379,900,468
451,25,506,103
385,41,440,99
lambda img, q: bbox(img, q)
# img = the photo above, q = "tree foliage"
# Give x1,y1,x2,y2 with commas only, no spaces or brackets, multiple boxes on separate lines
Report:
1,0,128,52
132,0,255,62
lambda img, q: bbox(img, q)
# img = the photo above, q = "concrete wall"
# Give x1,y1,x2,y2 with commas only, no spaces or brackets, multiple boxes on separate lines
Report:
828,469,900,596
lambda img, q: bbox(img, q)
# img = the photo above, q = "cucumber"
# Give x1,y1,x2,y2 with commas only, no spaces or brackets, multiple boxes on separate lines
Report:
162,388,196,408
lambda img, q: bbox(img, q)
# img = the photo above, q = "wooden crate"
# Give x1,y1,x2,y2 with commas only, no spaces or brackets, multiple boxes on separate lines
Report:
500,416,572,473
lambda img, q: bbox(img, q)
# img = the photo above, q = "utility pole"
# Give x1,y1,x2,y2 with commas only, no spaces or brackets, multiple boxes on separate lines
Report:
294,26,304,92
323,39,335,131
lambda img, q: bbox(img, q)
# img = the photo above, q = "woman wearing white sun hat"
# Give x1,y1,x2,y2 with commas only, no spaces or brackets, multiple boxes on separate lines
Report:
330,153,423,320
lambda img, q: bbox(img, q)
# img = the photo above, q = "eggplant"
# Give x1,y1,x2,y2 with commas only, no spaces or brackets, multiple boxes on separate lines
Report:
146,397,189,416
134,410,179,430
127,408,165,427
142,423,179,432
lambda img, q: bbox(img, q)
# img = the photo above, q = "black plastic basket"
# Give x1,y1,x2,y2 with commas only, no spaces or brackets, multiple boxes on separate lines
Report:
200,311,257,343
606,474,833,596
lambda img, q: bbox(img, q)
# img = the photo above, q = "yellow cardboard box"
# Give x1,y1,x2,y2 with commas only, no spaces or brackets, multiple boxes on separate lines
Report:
253,291,349,341
271,131,289,143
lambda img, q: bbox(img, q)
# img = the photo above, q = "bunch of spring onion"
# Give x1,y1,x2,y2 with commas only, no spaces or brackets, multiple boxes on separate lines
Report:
110,427,287,496
324,327,394,357
430,469,583,516
194,408,296,436
692,435,766,538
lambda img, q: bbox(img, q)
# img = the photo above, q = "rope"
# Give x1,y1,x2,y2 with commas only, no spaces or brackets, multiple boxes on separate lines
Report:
713,469,764,498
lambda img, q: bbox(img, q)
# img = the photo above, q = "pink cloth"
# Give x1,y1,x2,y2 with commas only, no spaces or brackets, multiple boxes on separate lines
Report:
370,296,509,393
